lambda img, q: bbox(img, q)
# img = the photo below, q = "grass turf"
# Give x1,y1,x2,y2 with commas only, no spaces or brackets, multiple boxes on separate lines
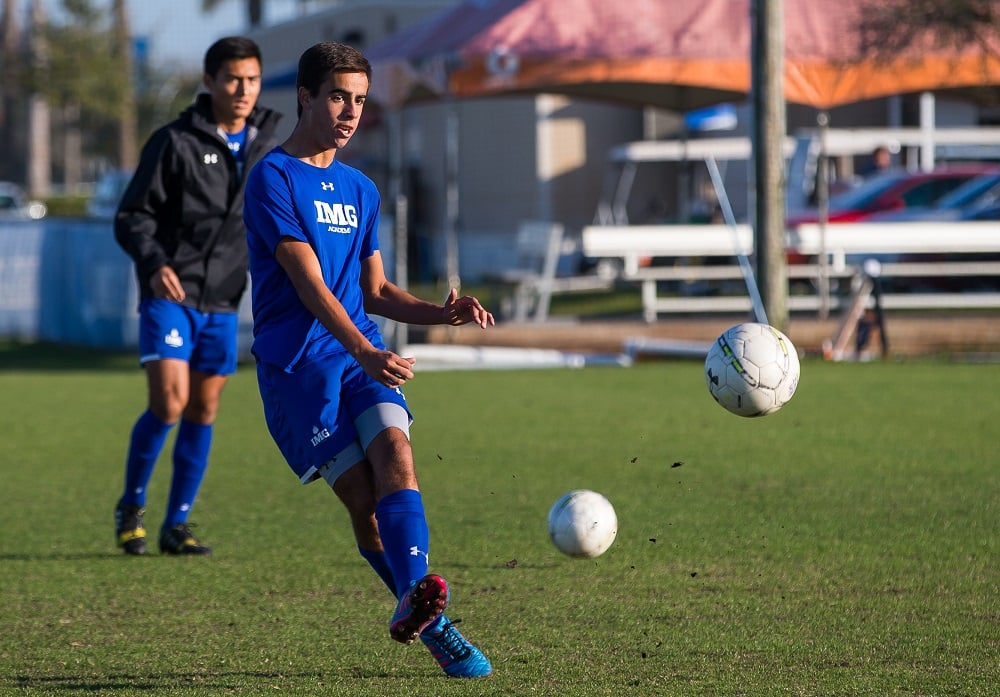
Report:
0,344,996,695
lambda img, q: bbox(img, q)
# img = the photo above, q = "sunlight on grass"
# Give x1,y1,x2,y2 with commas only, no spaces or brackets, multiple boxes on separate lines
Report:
0,353,997,695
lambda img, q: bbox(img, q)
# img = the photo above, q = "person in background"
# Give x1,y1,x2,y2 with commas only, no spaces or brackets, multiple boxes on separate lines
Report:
113,36,281,556
243,41,494,679
860,145,893,178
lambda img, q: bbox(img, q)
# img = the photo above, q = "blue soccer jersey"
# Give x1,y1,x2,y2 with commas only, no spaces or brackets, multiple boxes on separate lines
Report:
245,148,382,370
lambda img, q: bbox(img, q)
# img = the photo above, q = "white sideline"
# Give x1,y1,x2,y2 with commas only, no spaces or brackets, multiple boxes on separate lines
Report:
400,344,631,371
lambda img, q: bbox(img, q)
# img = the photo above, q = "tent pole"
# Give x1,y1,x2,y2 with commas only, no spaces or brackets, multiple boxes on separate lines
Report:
705,156,768,325
444,97,461,290
389,109,408,350
817,110,830,319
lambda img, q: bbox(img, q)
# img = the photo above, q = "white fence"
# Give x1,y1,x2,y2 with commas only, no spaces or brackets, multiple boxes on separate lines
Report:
0,221,254,355
582,221,1000,321
0,217,400,354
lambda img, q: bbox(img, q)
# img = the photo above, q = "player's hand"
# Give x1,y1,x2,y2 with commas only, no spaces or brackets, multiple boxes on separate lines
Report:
150,266,185,302
442,288,494,328
358,348,415,388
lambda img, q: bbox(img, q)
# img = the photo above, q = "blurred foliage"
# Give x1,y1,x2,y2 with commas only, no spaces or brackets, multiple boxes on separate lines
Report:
25,0,126,122
202,0,263,27
10,0,201,173
858,1,1000,106
859,0,1000,55
5,0,1000,191
41,194,88,218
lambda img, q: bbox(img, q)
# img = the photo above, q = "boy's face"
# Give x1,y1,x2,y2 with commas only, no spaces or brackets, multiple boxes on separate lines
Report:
205,57,262,127
300,71,369,150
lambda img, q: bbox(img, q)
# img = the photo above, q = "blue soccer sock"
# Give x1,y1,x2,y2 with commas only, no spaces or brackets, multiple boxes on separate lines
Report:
358,546,397,595
163,419,212,529
120,409,173,507
374,488,430,598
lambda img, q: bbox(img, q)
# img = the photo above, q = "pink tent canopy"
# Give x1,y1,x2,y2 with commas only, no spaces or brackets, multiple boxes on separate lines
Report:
367,0,1000,110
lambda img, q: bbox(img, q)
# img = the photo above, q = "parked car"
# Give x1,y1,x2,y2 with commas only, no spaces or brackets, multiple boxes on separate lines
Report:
964,203,1000,220
787,166,995,226
786,166,995,267
864,169,1000,222
0,181,46,220
879,171,1000,292
86,169,133,219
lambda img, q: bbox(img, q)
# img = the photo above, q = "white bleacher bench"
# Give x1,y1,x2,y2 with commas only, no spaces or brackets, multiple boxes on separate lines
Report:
498,221,612,322
582,222,1000,321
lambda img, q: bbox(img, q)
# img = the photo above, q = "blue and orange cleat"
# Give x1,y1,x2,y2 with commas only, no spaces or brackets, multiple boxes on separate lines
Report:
421,616,492,678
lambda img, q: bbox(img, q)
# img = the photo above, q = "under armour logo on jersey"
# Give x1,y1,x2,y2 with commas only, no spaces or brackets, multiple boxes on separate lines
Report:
409,546,429,563
203,153,219,164
321,181,335,191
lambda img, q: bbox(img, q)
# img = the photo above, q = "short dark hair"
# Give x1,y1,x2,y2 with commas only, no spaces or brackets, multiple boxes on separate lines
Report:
204,36,262,78
295,42,372,117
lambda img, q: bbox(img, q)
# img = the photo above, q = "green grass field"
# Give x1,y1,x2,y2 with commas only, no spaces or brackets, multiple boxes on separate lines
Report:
0,343,996,696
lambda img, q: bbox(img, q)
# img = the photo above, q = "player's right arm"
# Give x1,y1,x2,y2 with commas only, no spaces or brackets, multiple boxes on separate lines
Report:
148,266,185,302
114,129,176,291
274,237,414,387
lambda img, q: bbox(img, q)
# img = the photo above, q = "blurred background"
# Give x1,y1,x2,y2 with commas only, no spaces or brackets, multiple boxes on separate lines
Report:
2,0,1000,357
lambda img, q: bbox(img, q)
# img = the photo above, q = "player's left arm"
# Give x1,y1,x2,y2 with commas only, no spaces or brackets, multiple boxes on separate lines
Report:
360,251,494,328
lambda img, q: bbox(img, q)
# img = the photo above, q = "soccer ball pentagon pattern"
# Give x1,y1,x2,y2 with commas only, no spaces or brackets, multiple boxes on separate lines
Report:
705,322,801,417
548,490,618,558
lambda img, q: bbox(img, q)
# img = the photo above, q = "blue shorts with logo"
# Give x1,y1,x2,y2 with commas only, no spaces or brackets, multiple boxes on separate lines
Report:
138,298,239,376
255,349,412,484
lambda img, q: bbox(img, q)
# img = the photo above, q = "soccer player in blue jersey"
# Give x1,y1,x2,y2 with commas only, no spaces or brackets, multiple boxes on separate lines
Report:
243,42,494,679
114,37,281,556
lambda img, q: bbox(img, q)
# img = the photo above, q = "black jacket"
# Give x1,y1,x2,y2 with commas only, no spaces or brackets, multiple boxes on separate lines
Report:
115,93,282,313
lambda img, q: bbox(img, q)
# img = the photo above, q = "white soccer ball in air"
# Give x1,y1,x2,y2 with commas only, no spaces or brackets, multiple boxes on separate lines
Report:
548,490,618,558
705,322,801,417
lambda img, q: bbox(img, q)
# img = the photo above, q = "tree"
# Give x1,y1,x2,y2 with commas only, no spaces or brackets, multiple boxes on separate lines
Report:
112,0,137,169
201,0,264,28
21,0,131,189
859,0,1000,54
858,0,1000,105
0,0,23,182
199,0,344,29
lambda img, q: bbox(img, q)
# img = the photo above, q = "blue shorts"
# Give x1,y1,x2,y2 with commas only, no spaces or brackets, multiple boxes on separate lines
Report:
256,351,412,484
138,298,239,376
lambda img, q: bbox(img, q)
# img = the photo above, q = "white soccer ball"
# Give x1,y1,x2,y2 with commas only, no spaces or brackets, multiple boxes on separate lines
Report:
704,322,801,417
547,490,618,558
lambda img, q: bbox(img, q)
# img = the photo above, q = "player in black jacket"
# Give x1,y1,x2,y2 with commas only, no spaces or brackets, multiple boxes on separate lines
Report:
113,36,281,556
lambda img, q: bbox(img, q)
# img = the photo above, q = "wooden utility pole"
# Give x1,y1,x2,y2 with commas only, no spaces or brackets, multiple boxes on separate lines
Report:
751,0,788,331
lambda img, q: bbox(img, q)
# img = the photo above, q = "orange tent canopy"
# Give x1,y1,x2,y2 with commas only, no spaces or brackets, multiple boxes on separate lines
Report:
368,0,1000,110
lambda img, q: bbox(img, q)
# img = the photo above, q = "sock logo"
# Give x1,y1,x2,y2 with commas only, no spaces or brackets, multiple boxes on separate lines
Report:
409,546,429,563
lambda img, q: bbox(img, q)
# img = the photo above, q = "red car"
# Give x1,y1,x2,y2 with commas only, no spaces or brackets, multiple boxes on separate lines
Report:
786,166,994,265
788,166,995,225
